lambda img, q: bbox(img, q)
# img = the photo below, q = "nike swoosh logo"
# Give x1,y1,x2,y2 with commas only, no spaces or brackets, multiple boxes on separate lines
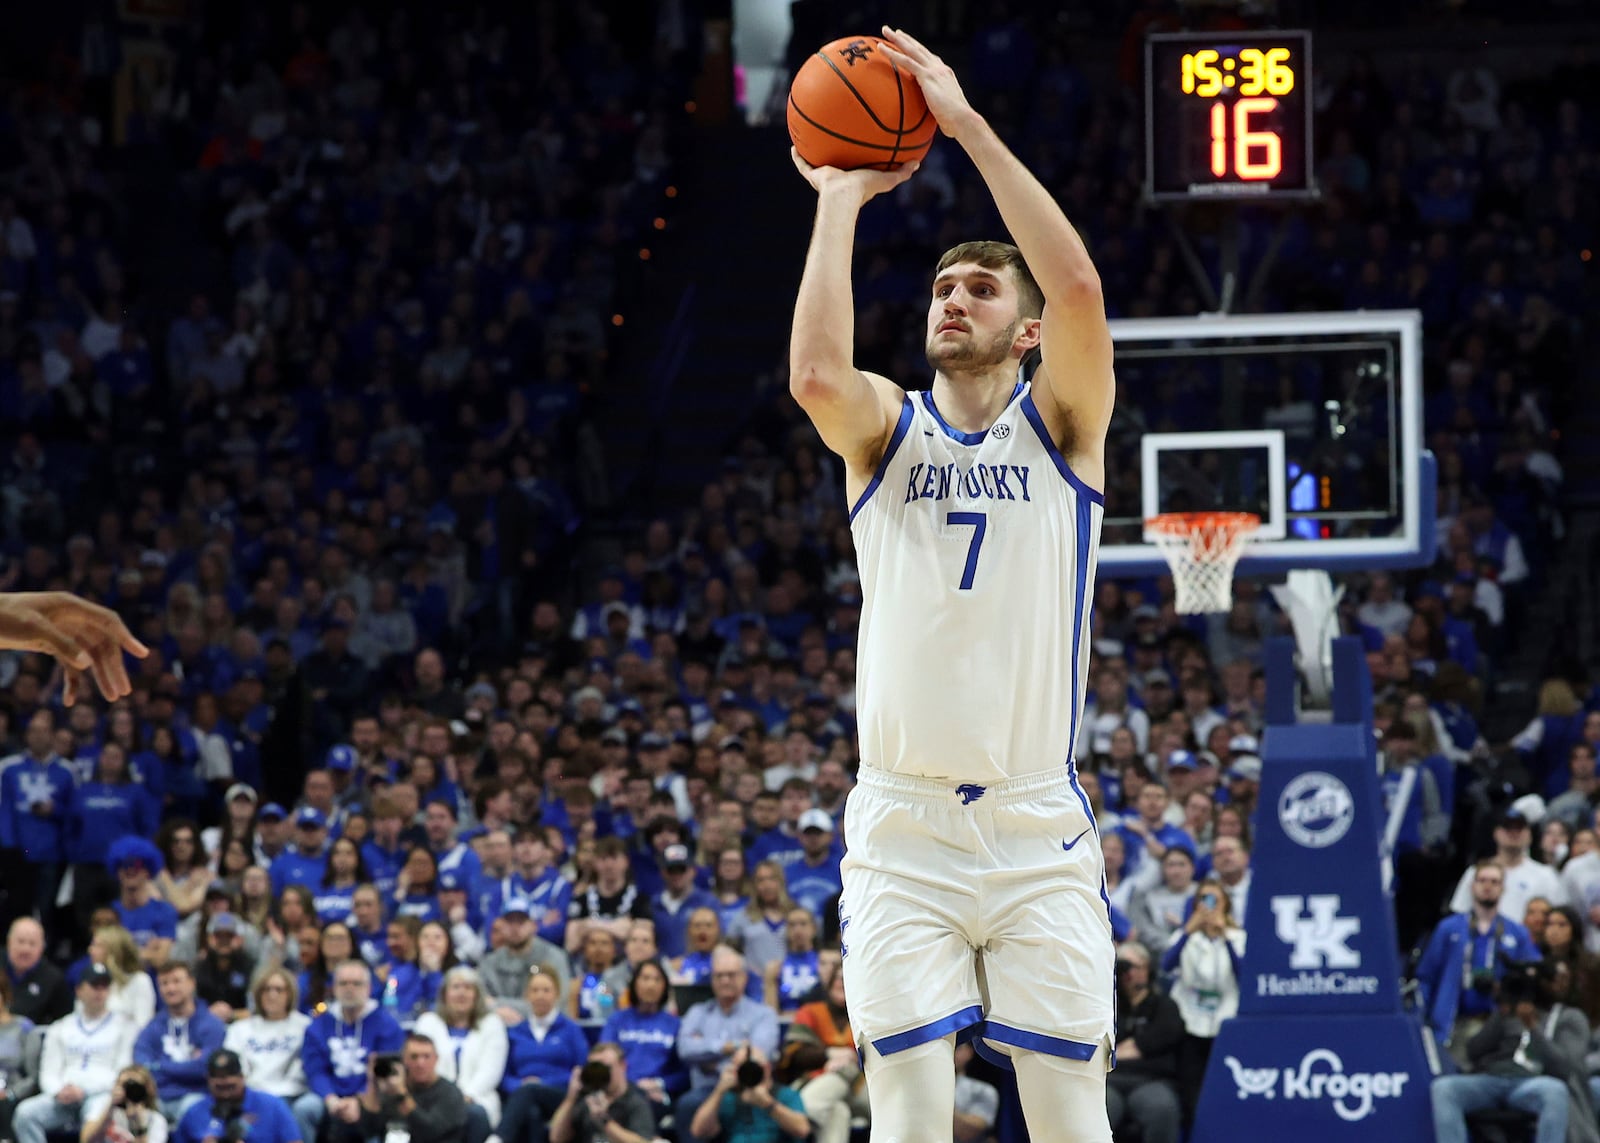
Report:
923,430,934,437
1062,828,1092,854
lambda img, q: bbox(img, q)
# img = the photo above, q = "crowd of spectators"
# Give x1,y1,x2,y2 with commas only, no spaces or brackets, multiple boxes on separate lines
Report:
0,2,1592,1143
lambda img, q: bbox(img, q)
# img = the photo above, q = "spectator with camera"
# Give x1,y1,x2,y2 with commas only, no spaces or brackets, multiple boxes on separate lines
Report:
1161,880,1246,1123
294,960,405,1143
673,948,780,1133
133,962,227,1125
1417,859,1543,1061
13,964,136,1143
1107,942,1183,1143
1429,963,1589,1143
688,1045,809,1142
357,1036,465,1143
81,1066,164,1143
546,1043,657,1143
172,1050,299,1143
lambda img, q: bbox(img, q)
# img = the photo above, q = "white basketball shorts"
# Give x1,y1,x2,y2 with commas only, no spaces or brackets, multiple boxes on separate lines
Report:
838,764,1115,1067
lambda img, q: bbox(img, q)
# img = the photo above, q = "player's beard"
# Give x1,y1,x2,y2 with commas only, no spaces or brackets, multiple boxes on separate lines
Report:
925,319,1018,375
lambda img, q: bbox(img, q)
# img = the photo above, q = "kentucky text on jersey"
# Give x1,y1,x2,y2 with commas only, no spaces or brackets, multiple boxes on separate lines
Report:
903,462,1032,504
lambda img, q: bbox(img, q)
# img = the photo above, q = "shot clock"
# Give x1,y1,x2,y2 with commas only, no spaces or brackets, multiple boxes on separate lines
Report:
1145,30,1316,201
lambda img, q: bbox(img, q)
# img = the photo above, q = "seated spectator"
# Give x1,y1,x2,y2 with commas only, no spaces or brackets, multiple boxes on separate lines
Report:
4,919,70,1025
0,974,38,1143
1116,785,1194,880
90,926,156,1030
1418,860,1543,1062
783,966,865,1143
293,959,405,1143
672,909,723,986
764,908,822,1015
1107,942,1183,1143
479,896,570,1012
1537,906,1600,1027
498,967,589,1143
725,863,794,982
1129,845,1199,954
1430,964,1580,1143
13,965,137,1143
570,928,622,1023
356,1034,466,1143
651,844,719,960
222,968,310,1100
600,959,685,1112
687,1043,809,1141
108,839,178,967
546,1041,659,1143
270,809,331,897
783,811,844,917
80,1065,166,1143
172,1049,300,1143
413,966,508,1143
1448,807,1566,920
134,961,226,1124
565,838,653,958
674,947,780,1132
312,838,368,925
154,822,212,921
194,913,255,1022
377,916,427,1025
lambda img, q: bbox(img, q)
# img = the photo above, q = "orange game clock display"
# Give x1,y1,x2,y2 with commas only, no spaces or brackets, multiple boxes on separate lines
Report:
1144,31,1316,201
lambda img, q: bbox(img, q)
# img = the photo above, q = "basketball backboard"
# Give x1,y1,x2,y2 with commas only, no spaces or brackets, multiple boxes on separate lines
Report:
1097,309,1435,578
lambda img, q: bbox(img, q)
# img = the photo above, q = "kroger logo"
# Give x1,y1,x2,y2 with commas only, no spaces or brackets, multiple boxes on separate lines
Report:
1223,1049,1410,1122
1277,772,1355,849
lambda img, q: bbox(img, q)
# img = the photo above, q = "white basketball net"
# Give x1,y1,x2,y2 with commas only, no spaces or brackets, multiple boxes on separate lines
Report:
1147,512,1261,614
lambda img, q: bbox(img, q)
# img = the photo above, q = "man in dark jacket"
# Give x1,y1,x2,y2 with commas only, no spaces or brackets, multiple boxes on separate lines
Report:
358,1034,466,1143
3,919,70,1024
1430,964,1573,1143
1108,942,1184,1143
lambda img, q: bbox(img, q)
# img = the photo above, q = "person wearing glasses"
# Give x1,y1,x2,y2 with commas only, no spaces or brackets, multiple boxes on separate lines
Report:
12,965,137,1143
673,947,779,1136
222,969,309,1101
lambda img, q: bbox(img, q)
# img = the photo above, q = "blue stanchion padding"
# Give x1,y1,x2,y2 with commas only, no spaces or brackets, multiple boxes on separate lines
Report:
1191,1013,1434,1141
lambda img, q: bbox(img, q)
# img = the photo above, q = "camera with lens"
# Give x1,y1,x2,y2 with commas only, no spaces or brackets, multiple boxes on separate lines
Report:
1469,968,1499,994
578,1061,612,1096
736,1059,766,1089
122,1080,149,1106
209,1102,247,1143
372,1053,403,1081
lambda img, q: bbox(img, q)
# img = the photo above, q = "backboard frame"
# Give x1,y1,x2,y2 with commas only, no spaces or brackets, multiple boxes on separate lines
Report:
1099,309,1434,579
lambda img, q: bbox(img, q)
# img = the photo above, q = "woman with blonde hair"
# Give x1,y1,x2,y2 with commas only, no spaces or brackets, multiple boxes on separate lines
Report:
1162,878,1246,1122
725,860,795,980
413,965,508,1143
1514,677,1589,798
222,967,309,1099
89,924,156,1027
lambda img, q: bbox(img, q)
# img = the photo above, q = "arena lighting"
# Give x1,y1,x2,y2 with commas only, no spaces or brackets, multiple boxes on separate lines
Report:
611,314,624,327
639,249,651,261
653,218,667,230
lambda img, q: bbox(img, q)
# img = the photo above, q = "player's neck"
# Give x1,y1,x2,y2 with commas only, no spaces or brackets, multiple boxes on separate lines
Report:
930,368,1020,432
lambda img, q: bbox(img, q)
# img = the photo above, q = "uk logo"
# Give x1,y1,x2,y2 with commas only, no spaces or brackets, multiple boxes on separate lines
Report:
1271,895,1361,969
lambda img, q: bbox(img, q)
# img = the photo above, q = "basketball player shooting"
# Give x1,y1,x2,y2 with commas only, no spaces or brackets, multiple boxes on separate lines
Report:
787,26,1116,1143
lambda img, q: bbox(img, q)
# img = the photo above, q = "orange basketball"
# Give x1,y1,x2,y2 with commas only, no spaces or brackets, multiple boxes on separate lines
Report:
787,35,935,172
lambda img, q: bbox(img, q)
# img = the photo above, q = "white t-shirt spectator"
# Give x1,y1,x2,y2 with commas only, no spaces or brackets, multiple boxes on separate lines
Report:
223,1012,310,1098
1449,857,1566,922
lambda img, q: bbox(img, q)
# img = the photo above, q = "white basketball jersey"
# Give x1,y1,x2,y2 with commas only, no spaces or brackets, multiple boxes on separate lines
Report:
850,380,1102,784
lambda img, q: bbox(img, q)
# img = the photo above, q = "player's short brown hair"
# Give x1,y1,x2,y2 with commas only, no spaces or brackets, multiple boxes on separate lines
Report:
935,241,1045,320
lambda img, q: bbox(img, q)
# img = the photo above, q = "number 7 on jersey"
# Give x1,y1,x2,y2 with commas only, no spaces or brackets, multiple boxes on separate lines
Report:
945,512,988,591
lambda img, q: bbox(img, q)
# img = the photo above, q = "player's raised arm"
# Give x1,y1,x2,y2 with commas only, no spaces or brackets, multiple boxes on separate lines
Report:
879,28,1114,454
787,151,917,476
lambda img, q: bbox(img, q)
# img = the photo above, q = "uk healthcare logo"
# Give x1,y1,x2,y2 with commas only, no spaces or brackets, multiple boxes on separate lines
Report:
1222,1049,1411,1122
1257,894,1380,998
1277,771,1355,848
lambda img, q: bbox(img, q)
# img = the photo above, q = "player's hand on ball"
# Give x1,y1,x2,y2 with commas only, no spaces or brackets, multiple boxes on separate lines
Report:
791,148,918,204
0,591,149,705
877,27,978,142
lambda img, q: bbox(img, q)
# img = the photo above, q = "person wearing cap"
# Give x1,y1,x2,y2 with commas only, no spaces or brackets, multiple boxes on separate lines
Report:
199,784,258,867
1221,751,1263,818
109,838,180,966
477,897,571,1008
1416,859,1544,1059
649,844,719,961
172,1049,301,1143
637,733,693,822
12,964,137,1143
322,746,362,811
785,810,844,917
1448,807,1567,924
252,802,294,868
134,962,228,1124
269,808,330,897
296,960,406,1143
194,913,257,1022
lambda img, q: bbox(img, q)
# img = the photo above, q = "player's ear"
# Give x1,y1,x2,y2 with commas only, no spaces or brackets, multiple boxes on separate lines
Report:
1015,317,1042,354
